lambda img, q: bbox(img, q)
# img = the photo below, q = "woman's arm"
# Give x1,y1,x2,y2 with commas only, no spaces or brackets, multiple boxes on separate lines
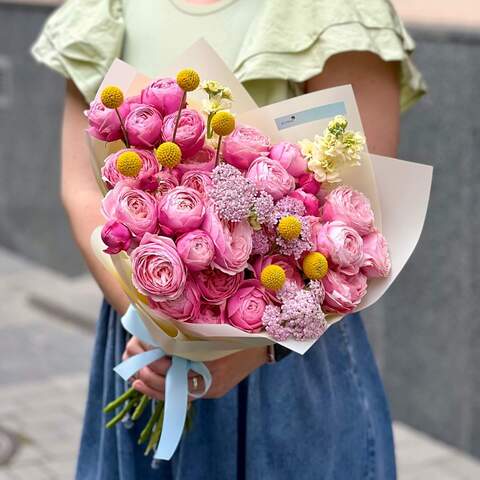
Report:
126,51,401,401
307,51,400,157
62,80,129,315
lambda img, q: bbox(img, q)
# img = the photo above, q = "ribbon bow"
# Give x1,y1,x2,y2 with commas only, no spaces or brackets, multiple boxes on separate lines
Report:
114,305,212,460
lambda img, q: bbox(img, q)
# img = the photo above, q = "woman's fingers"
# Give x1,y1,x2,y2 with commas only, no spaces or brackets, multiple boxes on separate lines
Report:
136,367,165,392
132,379,164,401
148,357,171,376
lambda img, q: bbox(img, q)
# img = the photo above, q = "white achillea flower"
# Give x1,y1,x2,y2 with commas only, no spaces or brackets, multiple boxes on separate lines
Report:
299,115,365,184
202,96,232,115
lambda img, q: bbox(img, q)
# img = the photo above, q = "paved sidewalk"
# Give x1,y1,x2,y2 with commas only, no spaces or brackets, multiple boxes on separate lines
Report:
1,247,480,479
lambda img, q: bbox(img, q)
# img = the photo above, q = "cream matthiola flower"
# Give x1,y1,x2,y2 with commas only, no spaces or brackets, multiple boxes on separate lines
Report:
298,116,365,184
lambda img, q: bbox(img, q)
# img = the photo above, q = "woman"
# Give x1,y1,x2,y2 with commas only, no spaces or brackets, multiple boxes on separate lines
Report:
32,1,425,478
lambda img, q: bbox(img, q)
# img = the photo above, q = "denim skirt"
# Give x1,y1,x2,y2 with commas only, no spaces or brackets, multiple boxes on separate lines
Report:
76,301,396,480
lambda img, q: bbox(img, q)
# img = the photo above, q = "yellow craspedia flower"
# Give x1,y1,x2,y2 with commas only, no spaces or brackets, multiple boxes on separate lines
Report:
260,265,286,291
277,216,302,241
100,85,124,109
176,68,200,92
155,142,182,168
211,111,236,136
116,151,143,177
302,252,329,280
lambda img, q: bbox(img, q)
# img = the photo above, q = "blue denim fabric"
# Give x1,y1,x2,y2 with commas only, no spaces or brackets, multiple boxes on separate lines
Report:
76,301,396,480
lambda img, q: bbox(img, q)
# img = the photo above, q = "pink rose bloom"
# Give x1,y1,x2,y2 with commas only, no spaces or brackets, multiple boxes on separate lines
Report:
227,280,269,333
222,125,271,170
140,77,184,116
246,157,295,200
322,270,367,314
269,141,307,177
149,279,200,322
361,231,391,278
194,268,244,305
252,254,303,298
162,109,205,158
102,183,158,238
180,170,213,198
175,145,215,177
315,221,364,275
176,230,215,272
289,189,320,216
124,105,163,148
101,149,160,189
157,187,205,235
156,170,179,197
131,233,187,301
202,207,252,275
85,97,136,142
188,302,226,324
101,220,132,254
323,186,375,236
298,172,321,195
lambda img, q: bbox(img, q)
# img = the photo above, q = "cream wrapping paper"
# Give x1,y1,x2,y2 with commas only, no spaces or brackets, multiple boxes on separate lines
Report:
89,40,432,360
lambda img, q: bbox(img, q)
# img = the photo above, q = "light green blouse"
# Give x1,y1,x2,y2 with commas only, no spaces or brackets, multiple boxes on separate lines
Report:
31,0,426,110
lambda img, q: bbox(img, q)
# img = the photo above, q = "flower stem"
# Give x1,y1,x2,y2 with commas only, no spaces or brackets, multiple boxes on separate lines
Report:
172,91,187,142
215,135,223,164
103,386,137,413
139,401,164,445
145,408,165,455
114,107,130,148
106,396,137,429
131,394,149,421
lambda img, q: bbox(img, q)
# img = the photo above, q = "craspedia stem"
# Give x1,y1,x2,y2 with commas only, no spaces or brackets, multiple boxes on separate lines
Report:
105,397,137,429
172,91,187,142
114,107,130,148
131,394,149,421
215,135,223,164
139,401,164,445
103,386,137,413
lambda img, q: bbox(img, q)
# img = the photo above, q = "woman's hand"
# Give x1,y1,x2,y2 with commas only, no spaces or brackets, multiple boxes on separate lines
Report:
124,336,268,400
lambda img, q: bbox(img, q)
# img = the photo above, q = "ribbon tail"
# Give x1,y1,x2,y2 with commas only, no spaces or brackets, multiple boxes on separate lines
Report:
154,356,189,460
114,349,165,381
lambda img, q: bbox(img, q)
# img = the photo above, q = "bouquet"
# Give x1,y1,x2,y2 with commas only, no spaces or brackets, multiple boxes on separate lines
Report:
86,40,432,464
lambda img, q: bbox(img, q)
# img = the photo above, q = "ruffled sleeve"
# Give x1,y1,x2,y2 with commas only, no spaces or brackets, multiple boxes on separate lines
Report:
233,0,427,112
31,0,124,103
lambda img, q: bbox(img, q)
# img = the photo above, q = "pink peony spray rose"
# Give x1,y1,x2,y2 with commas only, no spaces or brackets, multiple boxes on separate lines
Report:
180,170,213,198
85,96,137,142
174,145,216,177
289,188,320,216
124,105,163,148
315,221,364,275
322,186,375,236
156,170,179,197
269,141,307,177
131,233,187,302
246,157,295,200
157,187,205,235
140,77,184,116
361,231,391,278
202,207,252,275
188,302,226,324
227,280,270,333
101,219,132,254
222,125,271,170
102,149,160,189
322,270,367,314
162,109,205,158
102,183,158,238
298,172,321,195
194,268,244,305
176,230,215,272
149,279,200,322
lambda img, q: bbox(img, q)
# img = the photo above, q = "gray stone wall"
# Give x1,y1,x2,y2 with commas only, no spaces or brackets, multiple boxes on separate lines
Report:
364,27,480,458
1,3,479,458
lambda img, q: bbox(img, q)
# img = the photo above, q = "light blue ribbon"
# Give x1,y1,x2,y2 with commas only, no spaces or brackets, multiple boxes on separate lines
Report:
114,305,212,460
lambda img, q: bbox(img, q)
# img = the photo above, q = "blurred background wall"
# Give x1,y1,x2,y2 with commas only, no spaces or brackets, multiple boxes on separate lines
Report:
0,0,479,459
